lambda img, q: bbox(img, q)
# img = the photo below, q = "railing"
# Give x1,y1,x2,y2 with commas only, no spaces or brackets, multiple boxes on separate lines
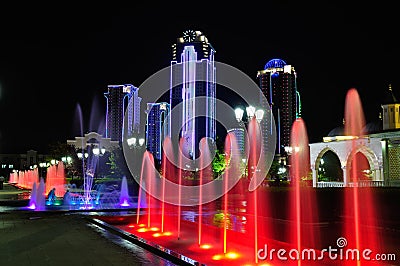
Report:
348,180,385,187
316,181,344,188
316,180,386,188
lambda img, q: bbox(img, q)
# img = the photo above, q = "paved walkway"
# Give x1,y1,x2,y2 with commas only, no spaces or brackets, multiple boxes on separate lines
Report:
0,183,176,266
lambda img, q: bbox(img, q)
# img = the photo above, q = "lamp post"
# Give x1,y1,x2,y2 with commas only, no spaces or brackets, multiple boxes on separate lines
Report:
235,105,265,263
127,137,145,149
235,105,264,124
76,144,105,179
126,136,145,175
88,144,107,179
235,108,244,123
61,156,72,164
234,105,264,179
39,162,48,179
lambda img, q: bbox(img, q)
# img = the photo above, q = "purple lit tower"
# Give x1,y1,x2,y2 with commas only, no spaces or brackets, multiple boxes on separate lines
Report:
170,30,216,159
145,102,170,163
104,84,141,142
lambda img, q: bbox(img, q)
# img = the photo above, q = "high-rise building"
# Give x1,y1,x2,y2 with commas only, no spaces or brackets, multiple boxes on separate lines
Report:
227,127,245,159
170,30,216,159
104,84,141,142
126,85,142,137
257,59,301,155
145,102,170,162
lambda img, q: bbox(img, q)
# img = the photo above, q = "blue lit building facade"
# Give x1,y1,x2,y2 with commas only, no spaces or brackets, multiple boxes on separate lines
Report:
227,128,245,159
257,59,301,155
104,84,141,143
126,85,142,138
170,30,216,159
145,102,170,162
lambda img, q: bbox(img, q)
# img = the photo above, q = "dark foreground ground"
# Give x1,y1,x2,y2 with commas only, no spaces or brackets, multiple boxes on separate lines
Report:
0,183,177,266
0,211,179,266
2,182,400,266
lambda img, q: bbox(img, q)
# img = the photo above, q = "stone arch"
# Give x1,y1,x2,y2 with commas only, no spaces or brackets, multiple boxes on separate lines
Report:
84,132,103,145
345,144,380,182
67,131,119,152
314,147,343,182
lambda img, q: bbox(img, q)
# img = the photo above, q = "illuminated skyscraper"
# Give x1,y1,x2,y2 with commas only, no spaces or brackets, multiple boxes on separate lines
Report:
227,127,245,159
170,30,216,159
145,102,170,162
104,84,141,142
126,85,142,137
257,59,301,155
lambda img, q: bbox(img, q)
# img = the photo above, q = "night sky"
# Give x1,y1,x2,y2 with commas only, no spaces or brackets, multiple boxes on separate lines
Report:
0,3,397,153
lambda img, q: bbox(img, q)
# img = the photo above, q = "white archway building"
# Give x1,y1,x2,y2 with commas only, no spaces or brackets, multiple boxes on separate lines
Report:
67,132,119,153
309,131,400,188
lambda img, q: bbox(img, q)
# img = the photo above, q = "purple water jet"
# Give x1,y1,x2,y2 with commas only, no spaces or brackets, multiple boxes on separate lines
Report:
119,176,130,207
28,182,37,210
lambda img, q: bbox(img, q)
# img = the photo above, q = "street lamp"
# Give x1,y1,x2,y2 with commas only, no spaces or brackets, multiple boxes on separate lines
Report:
246,106,256,119
127,137,137,146
127,136,145,148
139,138,145,146
284,146,300,155
38,162,48,178
92,148,100,155
235,108,244,122
61,156,72,164
234,105,265,180
255,109,264,123
235,105,264,124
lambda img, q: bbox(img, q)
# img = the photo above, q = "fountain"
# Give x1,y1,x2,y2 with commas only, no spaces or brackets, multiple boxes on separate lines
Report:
198,137,213,246
160,136,177,234
34,178,46,211
177,138,183,240
18,83,393,265
342,88,382,265
136,151,154,225
63,189,72,208
45,162,66,198
28,182,37,210
9,171,18,183
96,128,269,265
87,102,398,266
12,169,39,189
289,118,320,265
119,176,131,207
22,101,134,211
62,102,127,210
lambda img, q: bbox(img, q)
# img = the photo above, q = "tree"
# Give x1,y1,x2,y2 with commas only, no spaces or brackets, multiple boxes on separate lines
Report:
106,147,130,178
265,158,289,186
210,135,228,178
212,149,227,178
47,141,82,179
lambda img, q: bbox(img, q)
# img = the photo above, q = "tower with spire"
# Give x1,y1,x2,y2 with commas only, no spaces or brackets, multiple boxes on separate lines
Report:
170,30,216,159
381,84,400,130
